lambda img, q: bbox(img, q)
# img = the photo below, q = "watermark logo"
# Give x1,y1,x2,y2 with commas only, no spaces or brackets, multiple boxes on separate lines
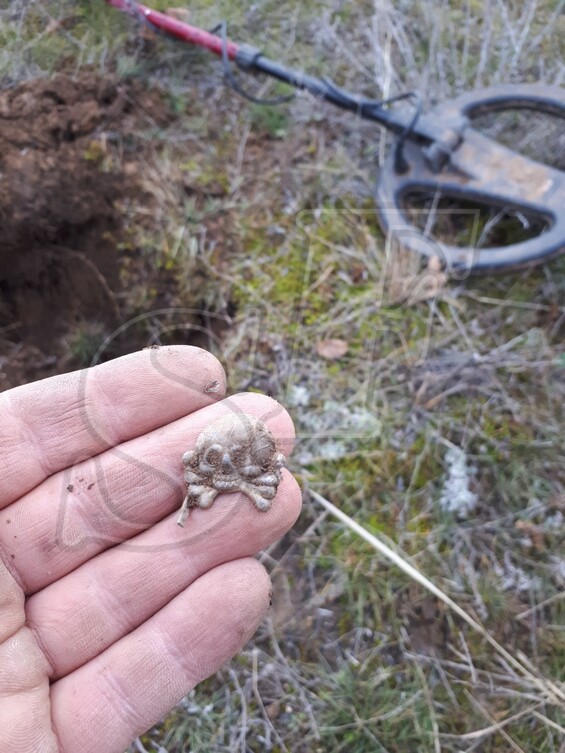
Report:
56,202,484,553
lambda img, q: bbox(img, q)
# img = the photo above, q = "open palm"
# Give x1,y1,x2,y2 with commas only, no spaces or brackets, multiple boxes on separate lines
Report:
0,346,300,753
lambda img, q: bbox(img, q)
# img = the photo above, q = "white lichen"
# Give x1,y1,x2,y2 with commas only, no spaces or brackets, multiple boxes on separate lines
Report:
544,510,563,532
495,553,542,592
287,384,311,408
439,445,478,519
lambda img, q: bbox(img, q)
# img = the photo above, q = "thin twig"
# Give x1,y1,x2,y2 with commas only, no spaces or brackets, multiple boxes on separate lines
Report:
516,592,565,621
251,648,291,753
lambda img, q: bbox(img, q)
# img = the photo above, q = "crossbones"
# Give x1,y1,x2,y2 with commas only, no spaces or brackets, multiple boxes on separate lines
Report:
177,413,285,526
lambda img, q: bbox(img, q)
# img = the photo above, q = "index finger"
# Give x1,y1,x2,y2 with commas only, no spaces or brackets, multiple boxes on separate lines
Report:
0,346,226,509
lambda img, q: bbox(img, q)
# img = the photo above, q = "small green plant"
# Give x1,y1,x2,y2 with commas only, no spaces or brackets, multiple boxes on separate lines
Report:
64,322,108,368
249,102,289,139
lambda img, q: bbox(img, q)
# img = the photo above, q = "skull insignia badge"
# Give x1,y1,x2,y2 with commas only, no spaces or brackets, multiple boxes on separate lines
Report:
177,413,286,526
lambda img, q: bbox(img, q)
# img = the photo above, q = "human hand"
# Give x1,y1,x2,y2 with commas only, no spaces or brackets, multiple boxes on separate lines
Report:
0,346,301,753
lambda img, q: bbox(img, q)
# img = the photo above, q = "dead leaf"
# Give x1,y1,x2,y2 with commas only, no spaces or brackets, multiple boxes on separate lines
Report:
265,701,281,720
316,338,349,360
166,7,191,23
45,16,80,34
123,161,139,177
270,569,295,629
405,269,447,304
45,18,62,34
515,520,545,551
427,255,442,272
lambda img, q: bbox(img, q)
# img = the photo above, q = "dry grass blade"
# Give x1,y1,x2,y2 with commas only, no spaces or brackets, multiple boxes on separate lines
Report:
440,702,543,741
465,690,528,753
531,711,565,736
308,489,565,709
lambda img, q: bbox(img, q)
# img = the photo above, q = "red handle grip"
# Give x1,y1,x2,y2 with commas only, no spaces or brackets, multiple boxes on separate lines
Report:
105,0,239,59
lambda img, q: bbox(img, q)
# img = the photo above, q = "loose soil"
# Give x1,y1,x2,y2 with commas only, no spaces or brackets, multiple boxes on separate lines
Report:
0,72,171,389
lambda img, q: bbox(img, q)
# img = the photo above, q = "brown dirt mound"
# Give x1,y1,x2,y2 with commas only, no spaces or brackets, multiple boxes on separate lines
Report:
0,72,169,362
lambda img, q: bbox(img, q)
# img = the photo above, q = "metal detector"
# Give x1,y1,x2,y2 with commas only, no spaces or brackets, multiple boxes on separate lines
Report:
106,0,565,273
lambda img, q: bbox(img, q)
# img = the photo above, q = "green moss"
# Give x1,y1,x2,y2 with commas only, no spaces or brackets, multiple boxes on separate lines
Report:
64,322,108,367
249,99,290,139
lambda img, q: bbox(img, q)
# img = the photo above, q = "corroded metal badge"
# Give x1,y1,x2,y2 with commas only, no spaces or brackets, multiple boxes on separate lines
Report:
177,414,285,526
